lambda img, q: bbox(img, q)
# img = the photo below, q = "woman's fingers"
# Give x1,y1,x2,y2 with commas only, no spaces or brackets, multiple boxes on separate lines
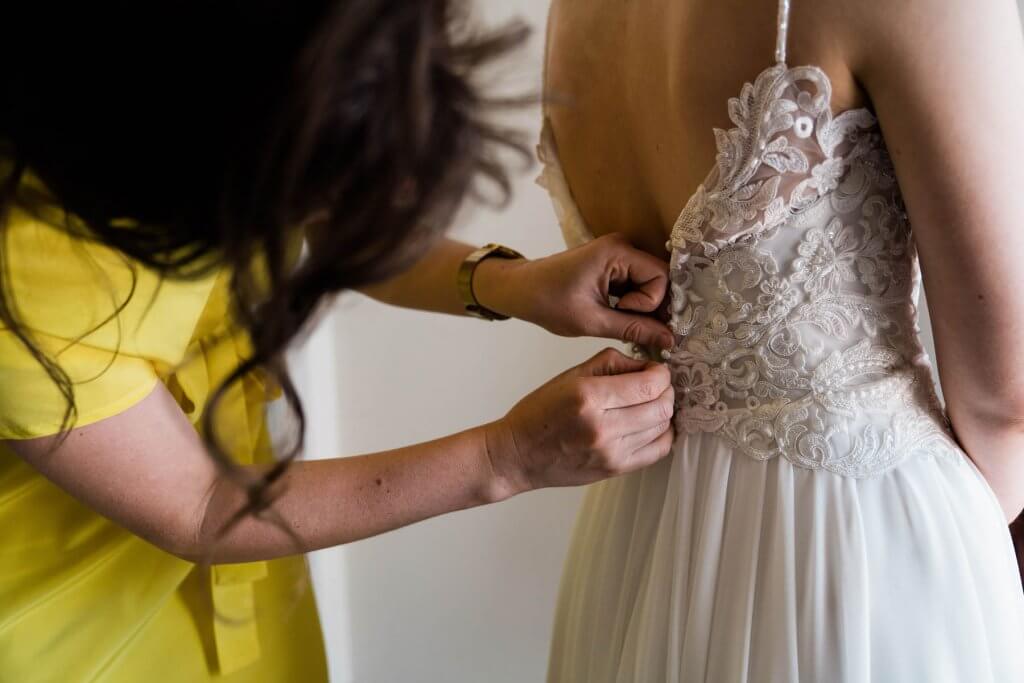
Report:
577,347,650,378
607,246,671,314
593,307,675,351
497,347,679,491
625,424,676,471
581,360,673,410
593,235,674,348
605,386,676,435
620,417,673,453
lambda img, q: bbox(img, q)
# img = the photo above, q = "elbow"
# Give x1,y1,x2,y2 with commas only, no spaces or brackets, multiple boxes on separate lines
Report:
159,481,222,564
164,542,204,565
151,512,210,564
163,521,210,564
127,522,207,565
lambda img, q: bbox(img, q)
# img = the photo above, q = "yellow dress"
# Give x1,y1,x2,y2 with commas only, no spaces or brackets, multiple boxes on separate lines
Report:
0,180,329,681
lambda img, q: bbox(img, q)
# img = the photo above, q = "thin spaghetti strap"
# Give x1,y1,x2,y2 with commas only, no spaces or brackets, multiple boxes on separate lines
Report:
775,0,791,65
541,1,556,117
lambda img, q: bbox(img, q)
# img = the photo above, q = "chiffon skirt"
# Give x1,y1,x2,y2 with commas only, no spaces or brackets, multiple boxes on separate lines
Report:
546,432,1024,682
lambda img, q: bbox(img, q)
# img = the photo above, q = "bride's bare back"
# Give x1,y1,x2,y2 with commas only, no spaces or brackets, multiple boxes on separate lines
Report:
545,0,1024,515
543,0,868,256
541,1,1024,679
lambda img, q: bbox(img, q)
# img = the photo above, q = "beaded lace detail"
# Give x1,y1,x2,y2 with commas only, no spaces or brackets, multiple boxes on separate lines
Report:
536,9,966,477
662,62,962,477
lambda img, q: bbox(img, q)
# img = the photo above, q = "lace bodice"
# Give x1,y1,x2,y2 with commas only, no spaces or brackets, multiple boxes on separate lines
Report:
536,4,966,478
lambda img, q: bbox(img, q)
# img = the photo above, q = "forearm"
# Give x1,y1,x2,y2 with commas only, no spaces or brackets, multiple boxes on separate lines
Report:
353,233,675,349
356,238,520,317
947,405,1024,524
192,422,513,563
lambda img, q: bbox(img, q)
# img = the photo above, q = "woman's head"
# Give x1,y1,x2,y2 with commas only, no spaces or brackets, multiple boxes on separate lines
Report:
0,1,528,550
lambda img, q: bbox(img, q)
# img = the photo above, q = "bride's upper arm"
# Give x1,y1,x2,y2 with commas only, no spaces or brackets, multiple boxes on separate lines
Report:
849,0,1024,426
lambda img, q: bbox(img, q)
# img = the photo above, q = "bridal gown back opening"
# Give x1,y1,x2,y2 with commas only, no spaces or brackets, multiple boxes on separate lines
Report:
537,1,1024,681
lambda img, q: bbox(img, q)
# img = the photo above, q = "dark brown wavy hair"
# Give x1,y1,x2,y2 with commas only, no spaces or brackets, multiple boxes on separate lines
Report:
0,1,529,562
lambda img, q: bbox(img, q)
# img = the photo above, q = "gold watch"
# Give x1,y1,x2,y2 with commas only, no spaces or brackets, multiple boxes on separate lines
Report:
457,243,525,320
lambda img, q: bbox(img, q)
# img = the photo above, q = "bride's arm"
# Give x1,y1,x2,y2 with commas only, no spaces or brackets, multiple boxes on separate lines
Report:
846,0,1024,521
356,234,674,350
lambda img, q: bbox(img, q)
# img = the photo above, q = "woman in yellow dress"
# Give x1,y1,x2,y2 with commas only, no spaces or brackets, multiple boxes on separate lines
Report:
0,2,679,680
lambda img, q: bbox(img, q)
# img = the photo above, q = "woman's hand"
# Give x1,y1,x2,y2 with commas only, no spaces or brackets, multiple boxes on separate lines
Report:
6,347,676,563
482,347,675,499
472,233,674,351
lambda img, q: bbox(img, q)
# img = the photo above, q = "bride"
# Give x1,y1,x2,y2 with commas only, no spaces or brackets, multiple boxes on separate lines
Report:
539,0,1024,680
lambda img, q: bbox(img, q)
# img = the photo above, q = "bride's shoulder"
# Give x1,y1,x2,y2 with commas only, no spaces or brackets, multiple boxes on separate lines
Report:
805,0,1011,79
786,0,1014,114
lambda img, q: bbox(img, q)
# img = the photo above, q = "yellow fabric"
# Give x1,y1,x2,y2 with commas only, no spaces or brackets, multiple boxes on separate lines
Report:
0,192,328,680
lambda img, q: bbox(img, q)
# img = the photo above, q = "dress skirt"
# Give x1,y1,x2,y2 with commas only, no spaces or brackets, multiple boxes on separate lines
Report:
547,432,1024,682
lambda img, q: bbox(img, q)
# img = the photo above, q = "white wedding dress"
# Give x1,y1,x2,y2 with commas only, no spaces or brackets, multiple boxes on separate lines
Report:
537,2,1024,681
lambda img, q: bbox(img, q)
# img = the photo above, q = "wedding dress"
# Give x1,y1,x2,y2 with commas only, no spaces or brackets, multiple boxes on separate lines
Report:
537,1,1024,680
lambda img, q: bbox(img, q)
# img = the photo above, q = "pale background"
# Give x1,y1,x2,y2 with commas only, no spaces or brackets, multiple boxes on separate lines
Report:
292,2,598,680
284,1,962,681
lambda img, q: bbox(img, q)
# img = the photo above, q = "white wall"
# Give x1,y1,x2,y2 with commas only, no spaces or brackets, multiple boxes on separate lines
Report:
292,2,605,681
286,1,963,681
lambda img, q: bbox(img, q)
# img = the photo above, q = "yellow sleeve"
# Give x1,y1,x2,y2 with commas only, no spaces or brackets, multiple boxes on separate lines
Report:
0,193,218,439
0,328,160,439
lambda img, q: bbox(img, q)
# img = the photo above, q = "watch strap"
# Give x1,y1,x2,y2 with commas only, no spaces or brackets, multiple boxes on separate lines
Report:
457,243,524,320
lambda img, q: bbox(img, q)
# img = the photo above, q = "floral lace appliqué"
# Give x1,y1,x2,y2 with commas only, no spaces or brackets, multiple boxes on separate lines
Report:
662,63,963,478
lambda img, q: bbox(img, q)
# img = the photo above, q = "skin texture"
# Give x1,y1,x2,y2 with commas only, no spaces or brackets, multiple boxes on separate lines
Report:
360,235,674,349
6,243,675,563
545,0,1024,522
14,0,1024,571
